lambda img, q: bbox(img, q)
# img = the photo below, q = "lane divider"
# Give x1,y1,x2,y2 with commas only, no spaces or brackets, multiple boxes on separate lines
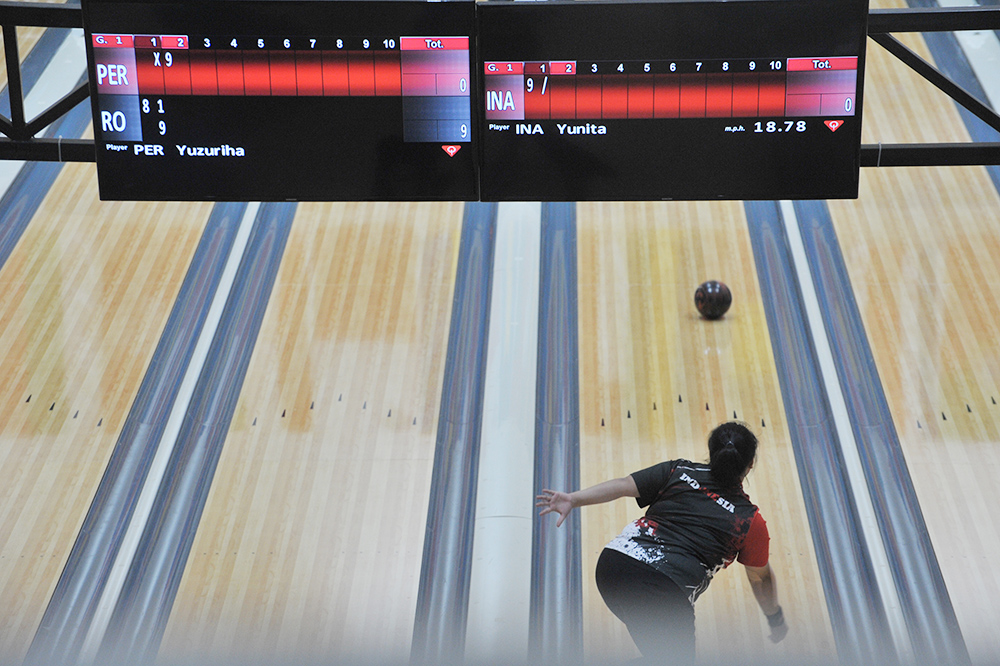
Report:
94,203,295,663
76,202,260,665
529,202,582,663
411,202,497,664
466,202,541,663
745,200,898,665
26,203,247,664
791,199,970,664
778,200,913,662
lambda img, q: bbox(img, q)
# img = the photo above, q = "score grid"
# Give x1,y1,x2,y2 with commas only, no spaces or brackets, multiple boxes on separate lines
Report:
484,57,857,121
92,33,472,145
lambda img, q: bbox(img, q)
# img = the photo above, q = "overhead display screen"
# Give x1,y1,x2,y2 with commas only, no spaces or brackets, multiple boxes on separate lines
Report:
83,0,478,201
477,0,868,201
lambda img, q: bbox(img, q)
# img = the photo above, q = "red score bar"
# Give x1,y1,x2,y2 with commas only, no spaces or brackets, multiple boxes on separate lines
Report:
93,34,190,49
93,34,134,48
92,34,468,97
786,56,857,71
128,48,405,96
486,56,859,121
492,72,788,121
486,61,577,76
400,37,469,51
152,50,402,97
159,35,189,49
128,48,405,97
485,62,524,75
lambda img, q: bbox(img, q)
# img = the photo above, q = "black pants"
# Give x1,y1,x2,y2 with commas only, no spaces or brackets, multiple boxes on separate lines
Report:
595,548,696,664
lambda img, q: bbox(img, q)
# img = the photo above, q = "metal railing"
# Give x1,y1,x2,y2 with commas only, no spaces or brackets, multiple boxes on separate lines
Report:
2,1,999,166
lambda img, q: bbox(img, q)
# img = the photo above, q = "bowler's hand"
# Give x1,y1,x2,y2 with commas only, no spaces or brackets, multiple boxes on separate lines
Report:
536,489,574,527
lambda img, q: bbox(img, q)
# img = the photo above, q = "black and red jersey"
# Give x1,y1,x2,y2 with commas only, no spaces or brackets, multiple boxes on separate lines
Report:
605,459,769,604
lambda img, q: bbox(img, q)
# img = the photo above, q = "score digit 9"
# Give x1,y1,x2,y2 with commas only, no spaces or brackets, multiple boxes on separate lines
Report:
141,97,167,136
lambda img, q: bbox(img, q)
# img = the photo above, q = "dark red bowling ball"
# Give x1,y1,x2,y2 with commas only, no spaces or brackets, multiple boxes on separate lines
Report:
695,281,732,320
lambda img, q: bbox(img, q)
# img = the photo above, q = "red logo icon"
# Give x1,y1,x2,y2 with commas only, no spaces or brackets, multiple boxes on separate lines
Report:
442,145,461,157
824,120,843,132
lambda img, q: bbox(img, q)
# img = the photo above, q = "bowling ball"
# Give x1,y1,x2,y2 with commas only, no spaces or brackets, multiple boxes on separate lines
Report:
695,281,732,320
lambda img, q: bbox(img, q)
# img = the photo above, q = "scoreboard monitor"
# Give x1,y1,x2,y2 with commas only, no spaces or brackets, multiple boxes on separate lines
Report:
83,0,478,201
478,0,868,201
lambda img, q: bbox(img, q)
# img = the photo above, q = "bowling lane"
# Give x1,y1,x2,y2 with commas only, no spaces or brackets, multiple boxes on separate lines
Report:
0,0,75,92
829,3,1000,660
0,27,47,94
861,1,982,146
576,202,835,664
158,202,463,665
0,161,212,665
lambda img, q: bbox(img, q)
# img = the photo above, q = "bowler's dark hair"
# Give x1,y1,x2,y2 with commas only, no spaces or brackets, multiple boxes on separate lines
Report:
708,421,758,487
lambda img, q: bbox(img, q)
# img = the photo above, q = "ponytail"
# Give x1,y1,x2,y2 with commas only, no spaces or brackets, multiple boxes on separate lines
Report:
708,422,758,487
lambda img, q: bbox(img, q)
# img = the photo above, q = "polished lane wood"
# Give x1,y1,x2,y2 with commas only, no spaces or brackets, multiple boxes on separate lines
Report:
0,0,74,93
829,3,1000,661
576,201,836,664
158,202,463,665
1,27,48,93
0,161,212,665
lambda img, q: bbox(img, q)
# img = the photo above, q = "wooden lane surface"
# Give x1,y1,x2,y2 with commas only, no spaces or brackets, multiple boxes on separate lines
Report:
829,2,1000,661
0,0,72,93
158,202,463,665
0,161,211,665
0,28,48,93
576,202,835,664
860,0,981,146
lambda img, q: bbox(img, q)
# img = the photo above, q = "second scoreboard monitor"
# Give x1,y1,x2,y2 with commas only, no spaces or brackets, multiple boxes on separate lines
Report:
478,0,868,201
